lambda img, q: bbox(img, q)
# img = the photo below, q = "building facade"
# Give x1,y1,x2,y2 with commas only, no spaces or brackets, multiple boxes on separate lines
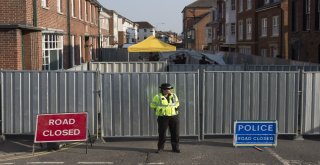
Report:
0,0,101,70
182,0,213,51
236,0,257,55
135,21,155,42
223,0,237,51
289,0,320,63
100,8,111,49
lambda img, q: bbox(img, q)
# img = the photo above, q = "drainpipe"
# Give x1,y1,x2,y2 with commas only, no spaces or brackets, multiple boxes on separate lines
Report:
98,8,102,61
22,34,25,70
33,0,37,26
67,0,72,68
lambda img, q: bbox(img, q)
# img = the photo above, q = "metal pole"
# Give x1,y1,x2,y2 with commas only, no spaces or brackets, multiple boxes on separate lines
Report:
295,69,304,140
127,52,130,62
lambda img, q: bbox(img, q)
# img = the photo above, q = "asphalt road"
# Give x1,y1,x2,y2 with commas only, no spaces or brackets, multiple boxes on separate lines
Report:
0,136,320,165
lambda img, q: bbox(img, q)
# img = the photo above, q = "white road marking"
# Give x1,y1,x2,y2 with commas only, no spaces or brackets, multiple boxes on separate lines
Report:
77,163,113,165
0,163,15,165
266,148,290,165
288,160,302,164
238,163,266,165
0,142,82,162
27,162,64,164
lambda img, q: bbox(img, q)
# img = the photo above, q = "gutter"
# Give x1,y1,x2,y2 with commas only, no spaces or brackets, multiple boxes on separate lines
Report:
67,0,72,68
33,0,37,26
98,8,102,61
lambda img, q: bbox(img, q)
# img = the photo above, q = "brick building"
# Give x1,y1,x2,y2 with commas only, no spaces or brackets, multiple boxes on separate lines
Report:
182,0,213,51
0,0,101,70
236,0,257,55
183,0,320,63
289,0,320,63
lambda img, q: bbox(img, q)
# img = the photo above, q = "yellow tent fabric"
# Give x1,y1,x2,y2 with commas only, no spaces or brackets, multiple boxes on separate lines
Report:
128,36,176,52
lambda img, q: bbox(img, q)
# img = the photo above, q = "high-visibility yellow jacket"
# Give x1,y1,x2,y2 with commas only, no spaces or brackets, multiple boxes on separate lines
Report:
150,93,180,116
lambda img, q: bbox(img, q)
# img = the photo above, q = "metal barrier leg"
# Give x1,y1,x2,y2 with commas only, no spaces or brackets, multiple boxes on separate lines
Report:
295,70,304,140
0,134,5,144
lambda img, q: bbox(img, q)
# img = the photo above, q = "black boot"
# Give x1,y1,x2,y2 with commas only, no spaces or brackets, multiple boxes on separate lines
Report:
172,144,180,153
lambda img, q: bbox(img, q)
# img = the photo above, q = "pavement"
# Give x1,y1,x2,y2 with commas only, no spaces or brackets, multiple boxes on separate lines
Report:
0,136,320,165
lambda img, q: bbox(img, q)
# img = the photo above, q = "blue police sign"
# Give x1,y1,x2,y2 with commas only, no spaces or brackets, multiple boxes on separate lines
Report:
233,121,278,147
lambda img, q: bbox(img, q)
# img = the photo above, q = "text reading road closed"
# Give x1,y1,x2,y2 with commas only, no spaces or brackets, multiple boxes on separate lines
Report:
43,119,80,137
234,121,278,147
35,113,87,143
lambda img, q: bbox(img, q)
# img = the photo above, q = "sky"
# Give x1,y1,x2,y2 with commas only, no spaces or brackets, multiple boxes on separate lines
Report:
98,0,196,34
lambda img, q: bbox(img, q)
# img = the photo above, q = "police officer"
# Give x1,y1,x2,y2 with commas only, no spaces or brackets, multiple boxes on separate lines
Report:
150,83,180,153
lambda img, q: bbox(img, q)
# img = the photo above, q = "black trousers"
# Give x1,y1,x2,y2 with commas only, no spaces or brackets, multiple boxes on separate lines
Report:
157,115,179,150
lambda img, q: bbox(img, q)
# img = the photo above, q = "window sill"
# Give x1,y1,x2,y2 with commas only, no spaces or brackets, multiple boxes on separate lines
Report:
58,12,63,15
42,6,50,10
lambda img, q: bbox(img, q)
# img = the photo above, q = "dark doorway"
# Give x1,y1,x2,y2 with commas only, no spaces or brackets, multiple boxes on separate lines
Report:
85,36,90,62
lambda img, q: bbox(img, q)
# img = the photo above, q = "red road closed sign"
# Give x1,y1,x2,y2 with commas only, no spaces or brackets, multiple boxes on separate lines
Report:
34,112,87,143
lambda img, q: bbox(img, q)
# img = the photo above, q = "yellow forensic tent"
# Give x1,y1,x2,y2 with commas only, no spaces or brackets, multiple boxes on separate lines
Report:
128,36,176,52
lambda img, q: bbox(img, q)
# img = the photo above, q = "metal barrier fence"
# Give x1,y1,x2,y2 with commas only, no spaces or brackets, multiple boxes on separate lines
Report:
302,72,320,135
224,52,314,65
246,65,320,71
67,63,89,71
168,64,244,72
203,71,300,135
90,61,168,73
1,71,98,135
1,69,320,138
100,72,200,138
169,64,320,72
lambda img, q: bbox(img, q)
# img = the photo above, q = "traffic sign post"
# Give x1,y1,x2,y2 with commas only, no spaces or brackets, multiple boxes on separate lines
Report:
233,121,278,147
34,112,90,154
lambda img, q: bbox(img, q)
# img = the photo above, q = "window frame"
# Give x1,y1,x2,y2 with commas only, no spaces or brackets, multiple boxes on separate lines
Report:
261,18,268,37
57,0,63,13
41,0,48,8
272,15,280,36
247,0,252,10
231,0,236,10
42,34,64,70
246,18,252,40
231,23,236,36
303,0,311,31
238,20,243,40
71,0,75,17
79,0,82,19
239,0,243,13
85,0,88,22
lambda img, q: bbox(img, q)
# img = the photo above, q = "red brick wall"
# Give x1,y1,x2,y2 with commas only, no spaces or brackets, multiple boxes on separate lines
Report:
37,0,99,67
289,0,320,63
118,31,125,47
236,0,258,55
183,7,211,50
0,0,28,25
0,29,22,70
194,15,211,51
256,8,282,57
0,0,100,70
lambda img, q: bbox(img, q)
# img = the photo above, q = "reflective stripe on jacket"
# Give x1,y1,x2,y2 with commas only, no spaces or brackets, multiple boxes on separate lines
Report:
150,93,180,116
